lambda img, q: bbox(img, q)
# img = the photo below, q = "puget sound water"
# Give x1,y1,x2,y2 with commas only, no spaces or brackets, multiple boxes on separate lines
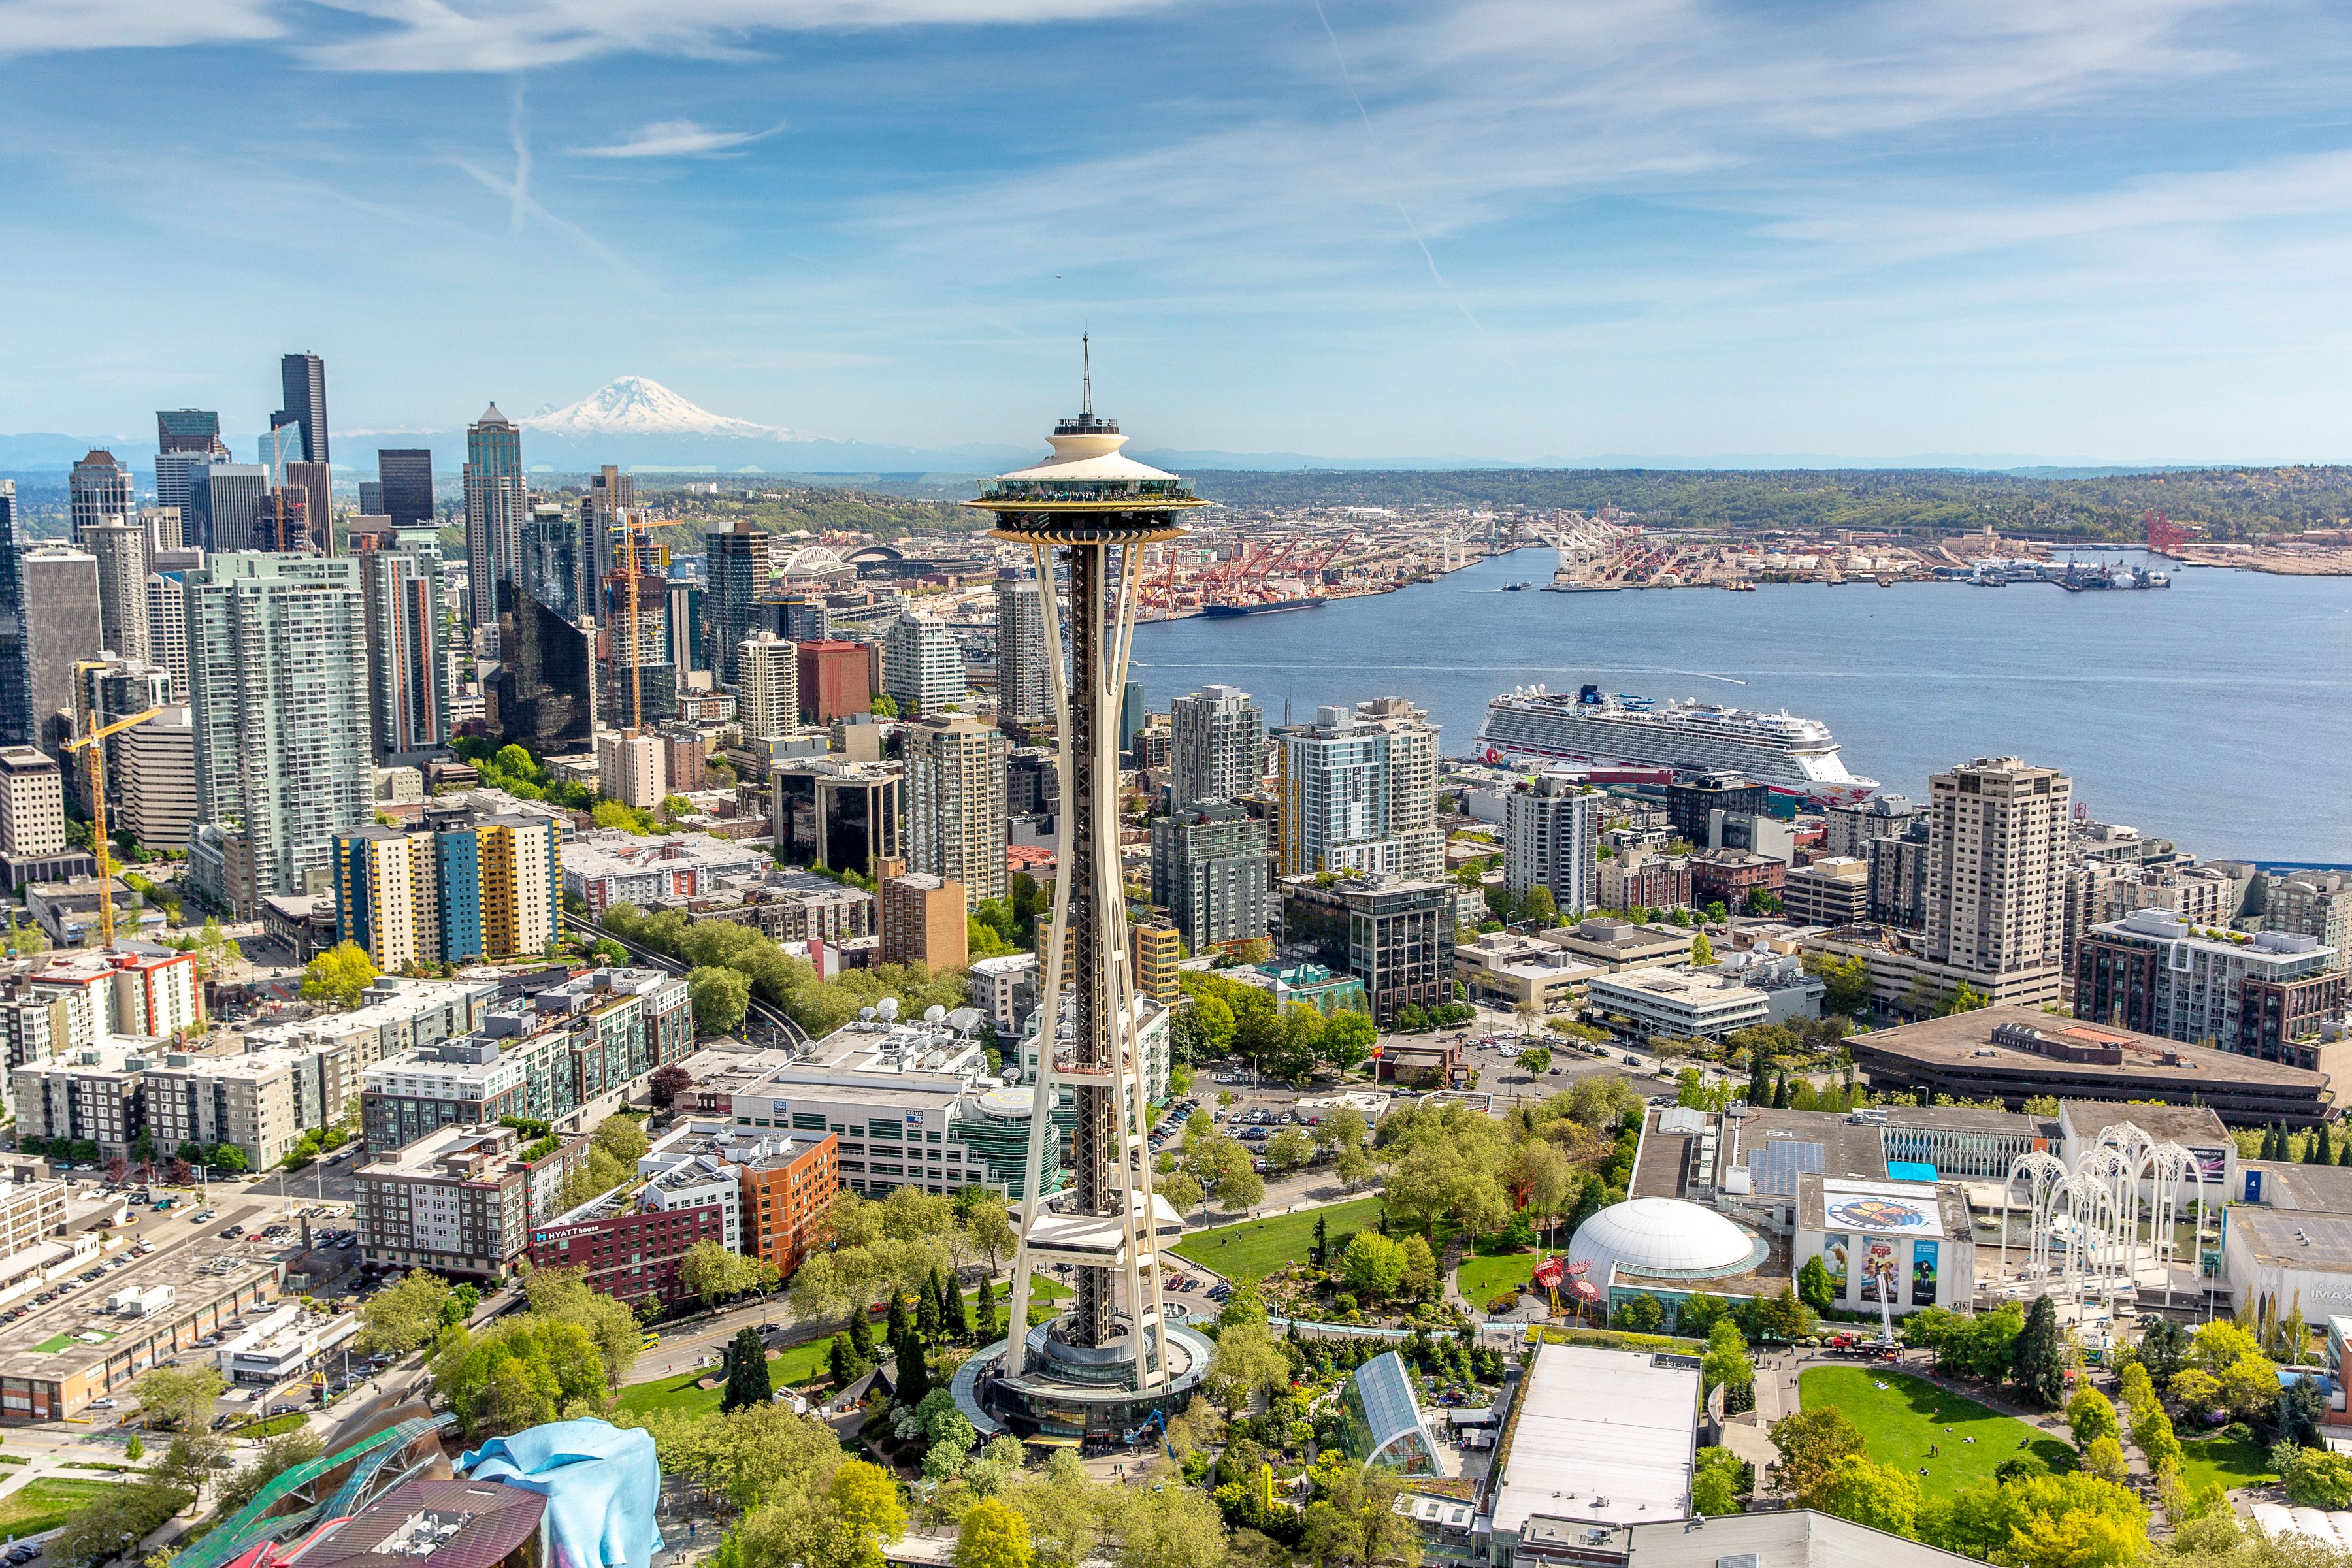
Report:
1131,547,2352,863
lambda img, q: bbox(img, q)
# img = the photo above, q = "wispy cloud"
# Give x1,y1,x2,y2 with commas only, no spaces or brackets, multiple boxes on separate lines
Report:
0,0,281,56
570,118,786,158
294,0,1182,73
450,79,643,282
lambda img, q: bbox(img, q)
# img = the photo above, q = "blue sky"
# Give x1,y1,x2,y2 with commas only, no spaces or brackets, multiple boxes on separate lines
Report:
5,0,2351,461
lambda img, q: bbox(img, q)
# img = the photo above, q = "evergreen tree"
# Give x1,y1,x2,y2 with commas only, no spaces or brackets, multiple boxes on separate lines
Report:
829,1332,857,1389
2339,1137,2351,1168
886,1291,909,1344
1747,1049,1771,1107
2321,1125,2337,1165
1773,1073,1791,1109
1312,1214,1328,1267
2011,1294,2066,1408
975,1277,998,1340
894,1330,930,1407
948,1278,973,1341
849,1303,877,1361
917,1273,943,1339
938,1268,958,1326
721,1326,772,1412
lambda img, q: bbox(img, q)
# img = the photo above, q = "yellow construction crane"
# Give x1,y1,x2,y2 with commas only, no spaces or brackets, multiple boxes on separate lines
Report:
65,707,161,951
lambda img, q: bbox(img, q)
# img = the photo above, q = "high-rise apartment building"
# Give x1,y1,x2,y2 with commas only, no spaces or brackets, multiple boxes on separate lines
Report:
879,870,968,970
335,806,561,970
138,506,182,556
584,466,635,600
1505,775,1602,917
0,482,25,748
704,521,770,686
20,547,101,757
187,463,266,552
1169,684,1263,813
1825,794,1922,859
68,451,133,544
599,522,674,728
1275,706,1401,877
734,633,798,744
904,715,1007,906
84,518,150,661
596,728,667,809
186,554,372,904
1151,801,1269,952
992,570,1053,728
462,404,525,638
2264,872,2352,975
1354,695,1441,881
772,593,828,643
666,576,705,685
883,613,964,717
376,449,434,528
356,531,448,765
144,569,192,703
276,352,329,463
1923,756,2071,986
0,748,67,861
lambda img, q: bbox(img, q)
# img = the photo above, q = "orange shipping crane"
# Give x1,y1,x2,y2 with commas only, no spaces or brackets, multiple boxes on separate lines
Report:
65,706,161,951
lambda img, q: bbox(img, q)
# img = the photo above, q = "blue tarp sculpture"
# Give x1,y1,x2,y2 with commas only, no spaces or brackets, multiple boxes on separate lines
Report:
461,1418,664,1568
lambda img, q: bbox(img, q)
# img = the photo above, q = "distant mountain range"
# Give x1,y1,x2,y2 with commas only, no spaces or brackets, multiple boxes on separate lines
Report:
0,376,2272,479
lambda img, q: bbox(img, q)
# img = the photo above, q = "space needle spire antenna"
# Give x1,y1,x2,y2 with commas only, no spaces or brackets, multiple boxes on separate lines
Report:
959,345,1212,1441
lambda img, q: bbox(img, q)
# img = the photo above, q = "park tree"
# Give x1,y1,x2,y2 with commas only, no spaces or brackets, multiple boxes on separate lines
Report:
1266,1126,1313,1173
1516,1047,1552,1075
2068,1386,2121,1449
894,1330,930,1407
1797,1255,1835,1315
2012,1294,2068,1407
1320,1010,1377,1073
1769,1407,1867,1500
1338,1232,1409,1301
956,1498,1035,1568
1691,1448,1749,1516
301,941,380,1010
358,1269,453,1356
1807,1454,1919,1538
1690,932,1716,967
1205,1317,1288,1412
723,1327,773,1412
134,1365,225,1431
1108,1478,1227,1568
1924,1471,2147,1568
688,966,753,1034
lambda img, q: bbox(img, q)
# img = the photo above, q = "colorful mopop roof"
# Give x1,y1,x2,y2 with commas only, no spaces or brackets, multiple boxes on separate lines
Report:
461,1419,664,1568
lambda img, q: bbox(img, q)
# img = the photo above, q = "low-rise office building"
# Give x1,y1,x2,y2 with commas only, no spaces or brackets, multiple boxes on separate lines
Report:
1453,930,1602,1013
1586,967,1769,1041
355,1122,591,1279
1277,872,1454,1025
1846,1007,2332,1128
1782,857,1870,928
561,832,772,919
1541,917,1693,972
213,1301,360,1386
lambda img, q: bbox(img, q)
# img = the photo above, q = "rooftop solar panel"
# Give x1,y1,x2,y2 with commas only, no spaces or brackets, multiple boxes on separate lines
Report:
1752,1139,1825,1196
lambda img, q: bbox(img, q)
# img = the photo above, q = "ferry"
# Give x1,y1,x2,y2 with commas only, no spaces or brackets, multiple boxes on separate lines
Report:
1476,683,1879,806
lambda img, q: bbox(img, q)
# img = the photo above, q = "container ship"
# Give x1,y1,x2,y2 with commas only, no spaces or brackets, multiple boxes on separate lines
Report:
1200,596,1327,617
1477,683,1879,805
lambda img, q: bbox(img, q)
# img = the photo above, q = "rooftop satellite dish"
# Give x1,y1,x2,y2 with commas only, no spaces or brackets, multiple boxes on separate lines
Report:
876,996,900,1021
949,1007,982,1031
924,1004,948,1024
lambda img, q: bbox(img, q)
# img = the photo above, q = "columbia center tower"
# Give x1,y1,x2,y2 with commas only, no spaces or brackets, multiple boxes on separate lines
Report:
958,361,1212,1439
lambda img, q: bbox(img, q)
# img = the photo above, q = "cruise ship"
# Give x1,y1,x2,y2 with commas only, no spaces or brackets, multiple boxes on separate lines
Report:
1477,684,1880,805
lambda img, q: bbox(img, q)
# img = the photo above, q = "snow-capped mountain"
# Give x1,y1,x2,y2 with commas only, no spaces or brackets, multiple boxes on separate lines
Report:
521,377,791,441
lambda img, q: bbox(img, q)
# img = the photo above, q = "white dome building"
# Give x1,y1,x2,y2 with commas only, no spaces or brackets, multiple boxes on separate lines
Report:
1566,1198,1769,1313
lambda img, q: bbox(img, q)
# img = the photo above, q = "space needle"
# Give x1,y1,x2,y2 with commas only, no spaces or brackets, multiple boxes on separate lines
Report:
955,347,1214,1441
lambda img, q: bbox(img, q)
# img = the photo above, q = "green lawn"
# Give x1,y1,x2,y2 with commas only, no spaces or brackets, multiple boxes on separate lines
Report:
2176,1434,2277,1497
615,1340,838,1417
0,1478,118,1536
1798,1367,2073,1499
1169,1197,1384,1283
1028,1273,1073,1303
1456,1251,1540,1307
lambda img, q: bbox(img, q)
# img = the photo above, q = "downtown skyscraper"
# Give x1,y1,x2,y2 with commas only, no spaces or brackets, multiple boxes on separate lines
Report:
463,404,526,640
0,483,24,749
1169,683,1264,813
276,351,330,463
69,450,133,544
702,520,769,686
992,568,1053,728
376,449,434,528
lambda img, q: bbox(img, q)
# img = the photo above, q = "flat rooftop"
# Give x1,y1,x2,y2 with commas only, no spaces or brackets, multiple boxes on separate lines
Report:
2059,1099,2232,1149
1851,1007,2323,1089
1490,1343,1699,1537
2230,1207,2352,1272
0,1226,279,1386
2243,1160,2352,1216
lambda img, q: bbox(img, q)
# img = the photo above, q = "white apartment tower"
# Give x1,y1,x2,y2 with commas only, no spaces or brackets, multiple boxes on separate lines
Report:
1169,684,1264,813
1275,707,1401,878
883,613,966,718
0,748,67,860
1505,775,1603,918
904,714,1008,906
84,517,151,662
735,633,800,745
1355,695,1442,881
596,729,668,809
1924,755,2072,978
992,570,1054,728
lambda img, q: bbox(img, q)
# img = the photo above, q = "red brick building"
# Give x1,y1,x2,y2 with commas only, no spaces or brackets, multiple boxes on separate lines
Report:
1688,851,1786,911
797,641,874,724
